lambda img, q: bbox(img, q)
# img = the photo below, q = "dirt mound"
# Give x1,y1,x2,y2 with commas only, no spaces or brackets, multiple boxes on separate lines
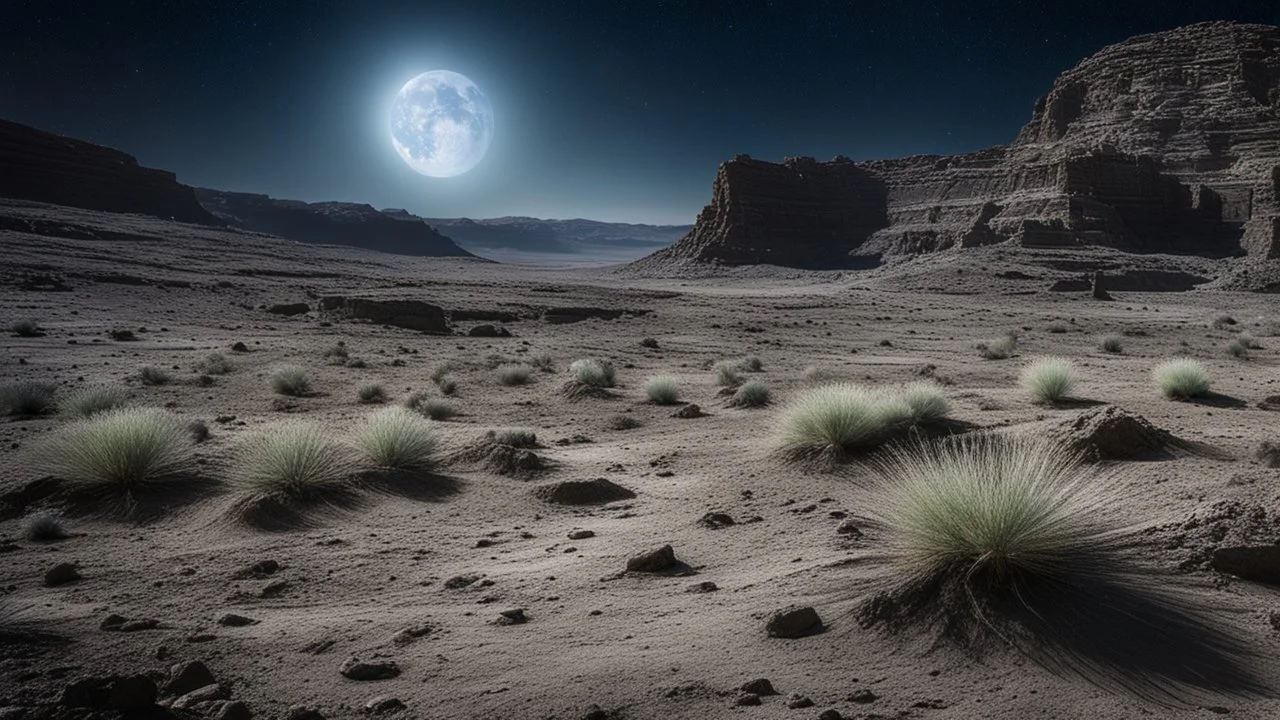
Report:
1153,501,1280,574
533,478,635,506
1049,406,1190,460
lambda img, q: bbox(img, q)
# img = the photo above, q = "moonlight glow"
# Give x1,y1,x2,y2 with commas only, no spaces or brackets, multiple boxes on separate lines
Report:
390,70,494,178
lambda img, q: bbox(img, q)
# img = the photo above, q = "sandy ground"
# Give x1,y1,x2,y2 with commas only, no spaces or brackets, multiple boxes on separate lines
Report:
3,202,1280,720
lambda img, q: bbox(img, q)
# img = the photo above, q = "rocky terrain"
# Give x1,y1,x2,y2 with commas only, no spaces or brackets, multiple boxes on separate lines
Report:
195,189,476,259
631,22,1280,291
424,217,691,264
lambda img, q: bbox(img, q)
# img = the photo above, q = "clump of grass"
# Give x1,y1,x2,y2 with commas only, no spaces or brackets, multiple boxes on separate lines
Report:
728,380,771,408
22,510,67,541
357,382,387,404
713,361,742,387
355,406,437,470
1153,359,1211,399
529,354,556,373
802,366,840,384
607,414,643,430
33,407,195,491
1,381,58,416
324,343,349,365
864,434,1119,619
436,377,458,395
233,420,355,498
486,428,538,448
1238,331,1261,350
570,359,615,388
10,319,43,337
899,381,949,423
1019,357,1077,404
777,383,920,464
644,376,680,405
1227,339,1249,359
739,356,764,372
640,337,659,349
270,366,311,396
976,334,1017,360
430,362,457,382
404,392,457,421
197,353,233,375
496,364,533,386
1099,334,1123,354
138,366,171,386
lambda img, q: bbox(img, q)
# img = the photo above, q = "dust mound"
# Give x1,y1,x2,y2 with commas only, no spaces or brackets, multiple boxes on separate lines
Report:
534,478,635,506
1049,406,1189,460
446,437,547,477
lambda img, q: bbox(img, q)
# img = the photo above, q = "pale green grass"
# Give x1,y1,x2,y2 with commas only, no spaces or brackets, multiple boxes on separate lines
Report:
977,335,1017,360
357,382,387,404
777,382,918,462
0,381,57,416
233,420,355,497
138,365,171,386
270,366,311,396
729,380,771,408
496,364,533,386
487,428,538,448
1153,359,1211,399
33,407,195,491
1019,357,1077,404
569,358,615,388
644,375,680,405
404,392,458,420
354,406,438,469
899,381,950,423
60,386,128,419
1099,334,1123,354
713,361,742,387
197,353,234,375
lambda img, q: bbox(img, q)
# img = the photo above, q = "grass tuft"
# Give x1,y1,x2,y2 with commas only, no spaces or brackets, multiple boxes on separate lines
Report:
899,381,950,423
404,392,458,420
570,358,615,388
1019,357,1077,404
739,356,764,372
233,420,354,498
22,509,67,541
713,361,742,387
976,334,1017,360
33,407,195,491
197,353,234,375
777,382,923,463
355,406,438,469
1,381,58,416
529,354,556,373
357,382,387,404
607,414,642,430
1099,334,1123,354
1153,359,1211,399
728,380,771,408
644,375,680,405
138,366,171,386
487,428,538,448
496,364,533,386
270,366,311,396
1226,339,1249,359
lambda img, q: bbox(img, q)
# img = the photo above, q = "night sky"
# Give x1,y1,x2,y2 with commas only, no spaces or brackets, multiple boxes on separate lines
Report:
3,1,1278,224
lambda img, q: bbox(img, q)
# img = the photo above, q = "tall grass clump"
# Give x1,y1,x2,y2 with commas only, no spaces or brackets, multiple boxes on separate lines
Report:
357,382,387,404
899,381,949,423
270,366,311,396
0,381,58,416
60,385,128,419
739,356,764,372
22,510,67,541
138,365,171,386
713,361,742,387
496,364,533,386
1153,359,1211,399
33,407,195,492
233,420,354,498
976,334,1017,360
1099,334,1123,354
570,359,615,388
728,380,771,408
644,375,680,405
777,383,919,464
1019,357,1077,404
404,391,458,420
323,343,349,365
197,353,234,375
355,406,438,470
1226,339,1249,359
866,434,1117,607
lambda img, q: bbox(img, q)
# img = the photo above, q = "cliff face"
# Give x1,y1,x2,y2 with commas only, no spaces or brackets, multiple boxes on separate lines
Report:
0,119,216,224
633,22,1280,273
195,189,476,259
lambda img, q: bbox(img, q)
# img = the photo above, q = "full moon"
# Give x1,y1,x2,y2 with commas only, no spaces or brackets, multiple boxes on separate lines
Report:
390,70,494,178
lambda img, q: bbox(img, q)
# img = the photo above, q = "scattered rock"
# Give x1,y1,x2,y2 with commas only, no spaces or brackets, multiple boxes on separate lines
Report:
340,658,401,681
735,693,761,706
234,559,280,579
364,696,406,714
391,624,432,645
786,693,815,709
172,683,231,710
494,608,528,625
698,512,735,529
44,562,80,587
218,613,258,627
231,342,249,353
217,700,253,720
673,403,703,418
164,660,217,697
444,574,482,589
686,581,719,593
287,705,327,720
740,678,778,696
267,303,310,316
260,580,290,598
568,529,596,540
847,689,878,703
467,324,511,338
766,606,824,638
626,544,677,573
817,711,844,720
320,297,451,334
534,478,636,506
1259,395,1280,411
1211,546,1280,584
836,519,864,537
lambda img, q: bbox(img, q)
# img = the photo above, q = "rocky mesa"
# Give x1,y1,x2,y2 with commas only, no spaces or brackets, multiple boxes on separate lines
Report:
631,22,1280,285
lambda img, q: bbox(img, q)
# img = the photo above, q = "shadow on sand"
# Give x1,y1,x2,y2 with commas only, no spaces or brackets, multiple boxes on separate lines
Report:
58,473,224,524
231,469,464,532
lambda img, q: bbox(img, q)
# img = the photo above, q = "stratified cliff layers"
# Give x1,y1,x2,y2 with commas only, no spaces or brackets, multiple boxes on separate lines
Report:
633,22,1280,277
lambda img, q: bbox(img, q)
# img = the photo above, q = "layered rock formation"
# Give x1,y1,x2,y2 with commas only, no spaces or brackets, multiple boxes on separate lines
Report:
0,119,216,224
196,189,476,258
632,22,1280,277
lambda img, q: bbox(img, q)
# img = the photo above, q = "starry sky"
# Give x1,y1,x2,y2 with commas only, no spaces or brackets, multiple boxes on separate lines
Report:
2,0,1278,224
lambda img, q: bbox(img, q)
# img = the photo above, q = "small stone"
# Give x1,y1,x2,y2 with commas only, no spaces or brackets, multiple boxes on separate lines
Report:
836,519,863,537
288,705,326,720
340,658,401,681
44,562,81,587
120,618,160,632
164,660,217,697
568,529,595,540
391,624,432,645
817,711,844,720
765,606,823,638
363,696,406,714
444,574,482,589
740,678,777,696
626,544,677,572
216,700,253,720
734,693,761,706
234,559,280,579
673,403,703,418
494,608,527,625
686,581,718,593
698,512,735,529
847,689,878,703
100,614,127,631
785,693,814,709
218,613,257,627
260,580,290,598
186,633,218,643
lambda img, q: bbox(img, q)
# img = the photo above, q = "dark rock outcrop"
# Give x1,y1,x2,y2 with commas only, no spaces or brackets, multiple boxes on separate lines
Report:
319,297,451,334
425,216,690,256
196,188,476,258
631,23,1280,283
0,118,217,224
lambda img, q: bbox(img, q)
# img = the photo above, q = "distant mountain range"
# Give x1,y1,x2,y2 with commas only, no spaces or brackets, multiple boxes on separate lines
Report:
424,216,692,259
